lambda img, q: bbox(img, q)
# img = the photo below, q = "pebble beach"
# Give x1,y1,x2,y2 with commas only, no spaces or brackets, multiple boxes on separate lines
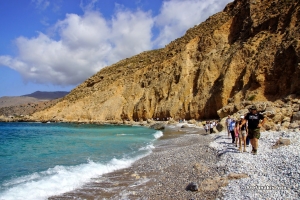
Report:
50,123,300,200
210,130,300,200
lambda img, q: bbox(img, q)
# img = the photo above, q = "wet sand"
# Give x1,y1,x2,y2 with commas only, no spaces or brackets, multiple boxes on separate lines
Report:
49,125,226,200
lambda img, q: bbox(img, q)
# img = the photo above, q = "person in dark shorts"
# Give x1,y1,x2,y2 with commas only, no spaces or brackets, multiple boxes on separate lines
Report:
229,119,236,144
240,105,266,155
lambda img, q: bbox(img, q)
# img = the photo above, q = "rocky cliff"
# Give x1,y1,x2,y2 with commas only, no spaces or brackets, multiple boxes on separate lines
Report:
31,0,300,123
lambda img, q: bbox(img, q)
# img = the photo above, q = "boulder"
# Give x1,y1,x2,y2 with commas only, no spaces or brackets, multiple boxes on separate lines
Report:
167,118,177,124
150,123,165,130
216,123,224,132
181,124,190,128
219,118,227,129
212,127,219,133
272,114,284,123
241,101,253,107
264,107,277,117
186,182,199,191
217,104,236,118
236,109,249,117
281,107,293,117
289,122,299,129
275,123,282,131
292,104,299,112
281,122,290,129
282,117,291,122
272,138,291,149
264,121,275,131
196,122,204,128
234,103,245,111
246,102,267,112
292,111,300,122
147,119,153,124
274,99,285,107
285,94,297,101
188,119,197,124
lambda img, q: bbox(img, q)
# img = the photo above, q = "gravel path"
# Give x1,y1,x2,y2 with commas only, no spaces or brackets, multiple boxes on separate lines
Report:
210,130,300,200
115,135,220,199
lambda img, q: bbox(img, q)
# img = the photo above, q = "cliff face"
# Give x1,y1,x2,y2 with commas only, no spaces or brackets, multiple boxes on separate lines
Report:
32,0,300,122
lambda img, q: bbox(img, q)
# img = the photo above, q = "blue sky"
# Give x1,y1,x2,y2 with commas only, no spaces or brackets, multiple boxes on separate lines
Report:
0,0,232,97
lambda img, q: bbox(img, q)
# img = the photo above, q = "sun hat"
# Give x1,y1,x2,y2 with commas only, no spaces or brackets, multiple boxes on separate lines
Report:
250,105,257,110
240,116,244,119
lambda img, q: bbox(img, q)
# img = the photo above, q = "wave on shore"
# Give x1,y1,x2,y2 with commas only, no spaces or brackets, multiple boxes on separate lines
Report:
0,128,164,200
0,157,144,200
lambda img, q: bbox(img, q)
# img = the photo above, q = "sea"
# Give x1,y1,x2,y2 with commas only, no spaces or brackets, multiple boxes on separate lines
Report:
0,122,163,200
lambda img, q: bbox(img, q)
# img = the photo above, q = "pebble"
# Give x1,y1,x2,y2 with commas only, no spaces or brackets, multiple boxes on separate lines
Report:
210,130,300,200
60,127,300,199
109,132,222,199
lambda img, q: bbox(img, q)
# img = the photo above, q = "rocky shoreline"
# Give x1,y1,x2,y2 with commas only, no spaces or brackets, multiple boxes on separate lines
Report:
48,124,244,199
2,119,299,199
47,122,300,200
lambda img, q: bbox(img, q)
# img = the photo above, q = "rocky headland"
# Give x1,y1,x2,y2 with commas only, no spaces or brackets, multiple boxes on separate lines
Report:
26,0,299,129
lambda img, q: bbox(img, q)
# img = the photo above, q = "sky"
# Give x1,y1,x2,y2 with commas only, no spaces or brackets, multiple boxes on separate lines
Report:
0,0,233,97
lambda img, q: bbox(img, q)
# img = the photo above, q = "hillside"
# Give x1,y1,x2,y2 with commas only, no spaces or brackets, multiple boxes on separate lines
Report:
0,91,69,108
22,91,69,100
0,96,41,108
0,91,68,117
0,99,60,117
31,0,300,123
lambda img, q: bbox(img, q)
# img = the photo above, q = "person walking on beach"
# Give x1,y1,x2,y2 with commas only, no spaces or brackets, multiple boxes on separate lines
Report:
205,121,210,134
210,121,214,134
234,121,240,149
226,115,232,137
240,105,266,155
239,116,248,152
229,119,236,144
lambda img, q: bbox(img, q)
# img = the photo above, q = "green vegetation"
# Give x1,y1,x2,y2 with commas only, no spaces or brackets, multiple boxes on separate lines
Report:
248,95,256,101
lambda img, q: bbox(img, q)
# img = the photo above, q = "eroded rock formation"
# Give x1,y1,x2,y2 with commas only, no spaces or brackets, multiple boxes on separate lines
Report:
31,0,300,122
218,94,300,131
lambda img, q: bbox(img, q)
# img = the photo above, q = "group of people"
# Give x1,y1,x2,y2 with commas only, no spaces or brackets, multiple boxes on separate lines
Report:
226,105,266,155
204,120,219,134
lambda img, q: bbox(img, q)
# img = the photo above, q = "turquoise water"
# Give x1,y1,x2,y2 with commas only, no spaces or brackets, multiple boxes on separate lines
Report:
0,122,162,200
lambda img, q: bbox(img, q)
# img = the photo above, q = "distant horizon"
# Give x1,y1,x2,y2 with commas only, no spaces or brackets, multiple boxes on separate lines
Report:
1,90,70,98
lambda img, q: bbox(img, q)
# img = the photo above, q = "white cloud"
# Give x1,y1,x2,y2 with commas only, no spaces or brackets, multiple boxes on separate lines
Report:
0,9,153,86
154,0,232,47
0,0,232,86
80,0,98,12
32,0,50,10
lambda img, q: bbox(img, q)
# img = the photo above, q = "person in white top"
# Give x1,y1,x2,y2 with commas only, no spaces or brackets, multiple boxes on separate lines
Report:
205,121,210,134
212,121,216,127
210,121,214,134
226,115,232,137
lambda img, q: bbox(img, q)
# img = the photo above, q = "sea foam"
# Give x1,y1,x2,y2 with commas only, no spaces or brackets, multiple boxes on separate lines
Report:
0,157,142,200
153,131,163,139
